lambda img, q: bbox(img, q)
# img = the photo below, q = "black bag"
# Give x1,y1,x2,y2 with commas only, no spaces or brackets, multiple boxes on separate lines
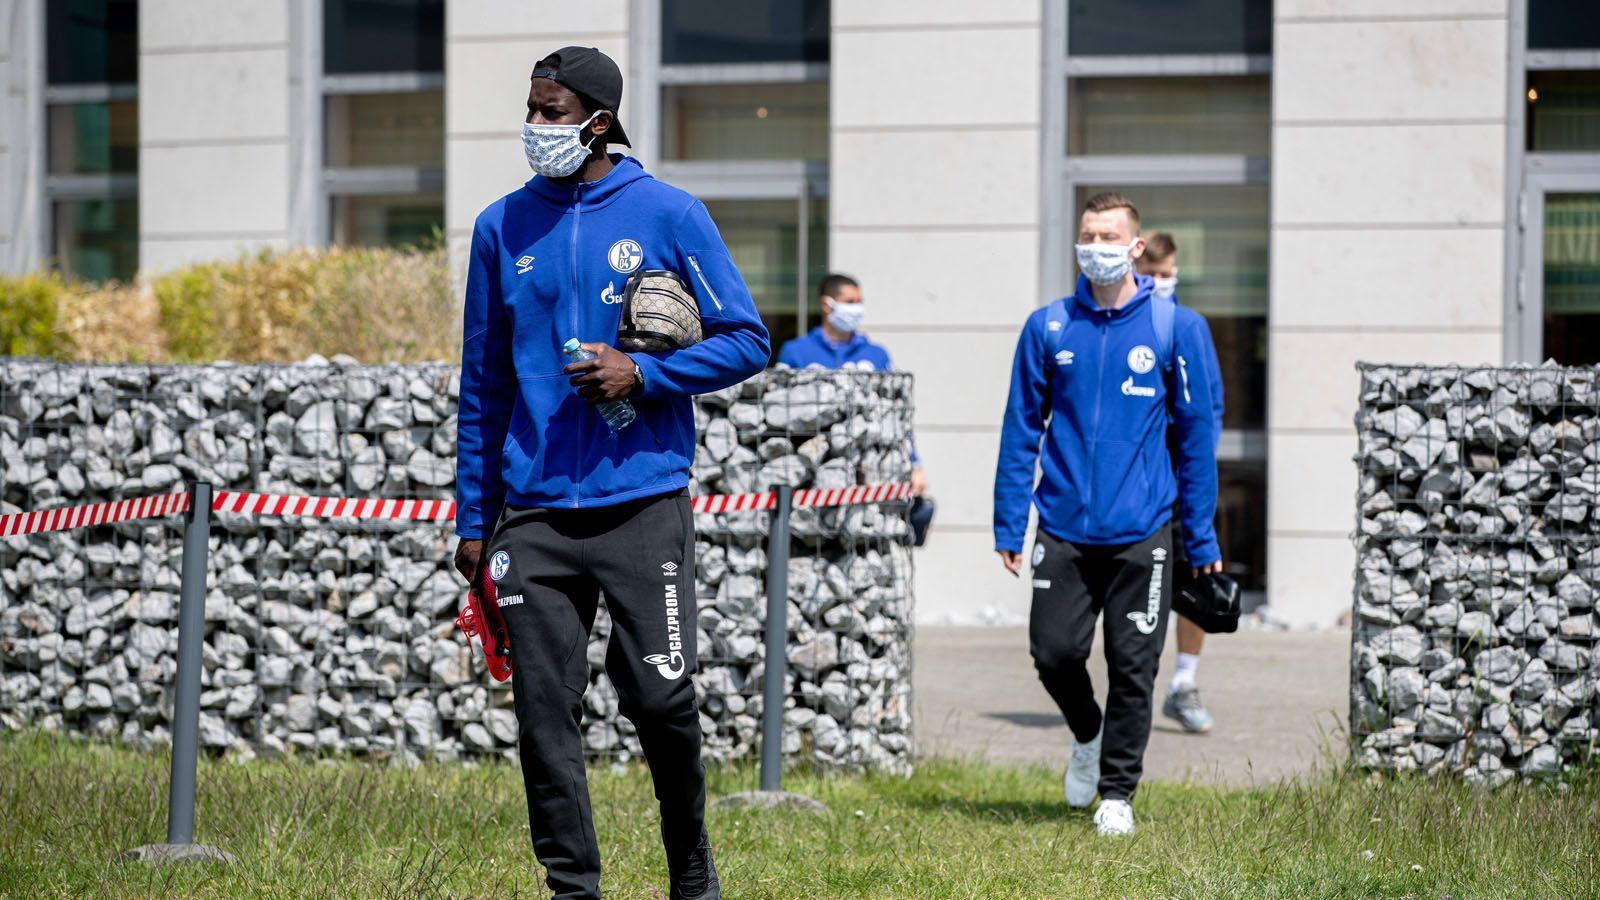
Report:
615,269,704,353
907,495,935,547
1171,572,1241,634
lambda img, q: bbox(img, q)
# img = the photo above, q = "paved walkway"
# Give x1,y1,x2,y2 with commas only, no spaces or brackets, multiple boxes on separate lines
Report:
912,627,1350,787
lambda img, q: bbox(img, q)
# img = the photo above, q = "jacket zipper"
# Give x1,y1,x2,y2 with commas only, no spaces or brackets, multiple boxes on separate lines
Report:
570,187,582,508
686,255,724,312
1087,312,1108,536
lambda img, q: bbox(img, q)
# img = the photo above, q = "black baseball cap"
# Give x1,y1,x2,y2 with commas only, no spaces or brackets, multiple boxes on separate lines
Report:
531,46,631,147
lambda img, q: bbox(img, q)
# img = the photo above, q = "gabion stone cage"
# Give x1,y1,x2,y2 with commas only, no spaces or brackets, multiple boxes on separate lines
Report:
1351,363,1600,786
0,360,915,773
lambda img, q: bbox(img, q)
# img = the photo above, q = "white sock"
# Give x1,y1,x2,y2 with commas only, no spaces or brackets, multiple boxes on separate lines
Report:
1170,653,1200,690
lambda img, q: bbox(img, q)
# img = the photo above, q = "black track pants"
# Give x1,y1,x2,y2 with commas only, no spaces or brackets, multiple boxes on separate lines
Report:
485,490,704,900
1028,524,1172,801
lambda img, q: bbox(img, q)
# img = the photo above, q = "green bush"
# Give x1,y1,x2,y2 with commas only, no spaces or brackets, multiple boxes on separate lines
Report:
151,262,223,362
7,246,458,364
0,273,71,359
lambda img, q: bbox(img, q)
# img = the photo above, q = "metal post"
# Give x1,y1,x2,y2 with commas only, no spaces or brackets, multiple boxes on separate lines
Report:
123,482,233,863
710,483,826,814
167,481,210,844
759,484,792,792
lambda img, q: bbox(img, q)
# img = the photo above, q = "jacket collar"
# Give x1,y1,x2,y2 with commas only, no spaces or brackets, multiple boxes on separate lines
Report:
524,153,649,210
1071,273,1154,318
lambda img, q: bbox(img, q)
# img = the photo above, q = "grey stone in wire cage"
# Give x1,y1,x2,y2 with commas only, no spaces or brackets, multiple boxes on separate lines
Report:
1349,363,1600,787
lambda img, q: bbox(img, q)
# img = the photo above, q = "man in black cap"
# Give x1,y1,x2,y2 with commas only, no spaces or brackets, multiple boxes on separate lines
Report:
453,46,769,900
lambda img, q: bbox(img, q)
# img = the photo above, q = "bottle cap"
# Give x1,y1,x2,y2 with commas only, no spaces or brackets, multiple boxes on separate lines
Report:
562,338,581,353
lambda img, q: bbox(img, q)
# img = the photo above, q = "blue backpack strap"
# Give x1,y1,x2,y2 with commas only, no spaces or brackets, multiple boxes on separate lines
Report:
1150,292,1177,376
1149,293,1181,422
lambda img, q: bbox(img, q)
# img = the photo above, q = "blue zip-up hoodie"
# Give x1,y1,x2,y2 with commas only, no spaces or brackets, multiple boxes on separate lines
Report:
778,327,892,371
993,274,1220,565
455,155,770,539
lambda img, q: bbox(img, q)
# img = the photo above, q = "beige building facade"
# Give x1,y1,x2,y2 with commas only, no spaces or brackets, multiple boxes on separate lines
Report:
6,1,1598,626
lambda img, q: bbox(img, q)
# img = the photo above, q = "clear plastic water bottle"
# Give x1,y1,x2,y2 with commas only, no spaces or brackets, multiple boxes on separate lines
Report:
563,338,636,432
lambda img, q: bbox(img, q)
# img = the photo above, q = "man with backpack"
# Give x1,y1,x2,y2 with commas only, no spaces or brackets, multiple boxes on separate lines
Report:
1136,232,1226,735
992,193,1222,836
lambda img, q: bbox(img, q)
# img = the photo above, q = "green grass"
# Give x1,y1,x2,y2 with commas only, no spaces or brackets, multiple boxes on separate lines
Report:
1,732,1596,899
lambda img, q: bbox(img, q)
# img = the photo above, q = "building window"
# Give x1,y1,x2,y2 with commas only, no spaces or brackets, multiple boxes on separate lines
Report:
662,81,829,162
653,0,831,350
662,0,829,65
1529,2,1600,51
1066,0,1271,56
46,0,138,84
1526,70,1600,151
703,197,827,344
44,0,139,282
323,0,444,74
321,0,444,248
1539,192,1600,364
1068,76,1270,157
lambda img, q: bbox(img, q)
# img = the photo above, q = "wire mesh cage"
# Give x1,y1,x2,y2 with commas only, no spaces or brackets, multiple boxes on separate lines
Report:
1351,363,1600,785
0,360,914,773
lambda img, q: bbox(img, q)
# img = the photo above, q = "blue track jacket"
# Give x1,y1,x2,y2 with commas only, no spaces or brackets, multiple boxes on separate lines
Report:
993,274,1221,566
455,155,770,539
778,327,893,371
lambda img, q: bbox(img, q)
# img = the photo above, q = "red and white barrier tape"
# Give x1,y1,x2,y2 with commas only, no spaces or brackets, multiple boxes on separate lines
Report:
0,491,192,538
1,482,913,538
212,491,456,522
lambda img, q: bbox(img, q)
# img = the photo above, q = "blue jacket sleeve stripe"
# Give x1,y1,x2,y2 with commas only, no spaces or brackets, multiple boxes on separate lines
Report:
632,201,771,398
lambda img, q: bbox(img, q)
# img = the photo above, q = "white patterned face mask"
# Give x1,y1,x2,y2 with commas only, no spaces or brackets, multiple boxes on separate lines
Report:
1151,276,1178,299
522,110,602,178
826,301,865,334
1075,239,1139,286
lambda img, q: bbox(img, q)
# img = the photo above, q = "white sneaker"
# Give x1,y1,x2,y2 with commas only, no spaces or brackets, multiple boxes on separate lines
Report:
1063,727,1102,808
1094,798,1135,836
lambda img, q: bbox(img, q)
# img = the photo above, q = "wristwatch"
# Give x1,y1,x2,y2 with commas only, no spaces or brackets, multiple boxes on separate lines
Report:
632,363,644,394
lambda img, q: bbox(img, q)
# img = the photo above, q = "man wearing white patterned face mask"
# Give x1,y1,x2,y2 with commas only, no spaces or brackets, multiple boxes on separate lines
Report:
777,274,928,497
457,45,769,900
995,193,1223,837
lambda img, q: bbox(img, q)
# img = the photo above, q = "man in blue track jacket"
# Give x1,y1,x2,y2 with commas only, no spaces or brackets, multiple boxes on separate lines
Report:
993,192,1222,837
777,273,928,496
452,47,767,900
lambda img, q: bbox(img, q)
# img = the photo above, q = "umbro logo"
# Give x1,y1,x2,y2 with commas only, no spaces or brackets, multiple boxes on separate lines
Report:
1055,350,1074,366
516,255,535,274
661,561,679,574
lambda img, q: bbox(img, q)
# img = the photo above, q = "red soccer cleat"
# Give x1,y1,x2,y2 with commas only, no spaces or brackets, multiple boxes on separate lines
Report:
455,567,512,682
